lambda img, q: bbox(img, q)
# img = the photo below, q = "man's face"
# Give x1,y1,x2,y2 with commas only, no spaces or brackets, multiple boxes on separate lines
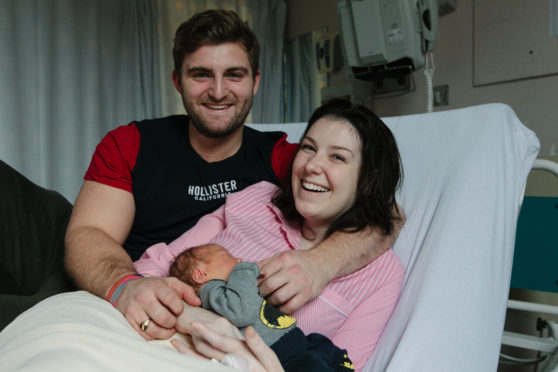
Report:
172,42,260,139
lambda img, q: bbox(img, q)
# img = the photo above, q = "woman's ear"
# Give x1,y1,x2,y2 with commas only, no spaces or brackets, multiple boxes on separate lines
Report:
192,268,207,284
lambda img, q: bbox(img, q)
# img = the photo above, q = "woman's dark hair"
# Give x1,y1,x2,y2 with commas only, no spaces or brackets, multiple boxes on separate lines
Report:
172,9,260,79
274,98,403,237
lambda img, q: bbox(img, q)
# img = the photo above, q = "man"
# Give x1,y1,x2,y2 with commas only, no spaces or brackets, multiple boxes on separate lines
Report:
65,9,399,341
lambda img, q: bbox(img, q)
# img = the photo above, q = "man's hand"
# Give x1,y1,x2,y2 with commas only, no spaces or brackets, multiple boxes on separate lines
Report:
258,250,327,314
257,214,405,314
116,277,201,340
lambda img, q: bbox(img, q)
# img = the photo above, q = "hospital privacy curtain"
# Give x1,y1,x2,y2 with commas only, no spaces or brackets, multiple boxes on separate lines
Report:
0,0,286,202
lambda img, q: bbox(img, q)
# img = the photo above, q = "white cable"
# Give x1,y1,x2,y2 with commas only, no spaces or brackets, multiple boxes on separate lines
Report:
424,52,435,113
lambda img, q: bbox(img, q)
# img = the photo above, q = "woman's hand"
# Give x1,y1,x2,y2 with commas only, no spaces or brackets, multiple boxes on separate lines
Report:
175,302,243,339
172,322,284,372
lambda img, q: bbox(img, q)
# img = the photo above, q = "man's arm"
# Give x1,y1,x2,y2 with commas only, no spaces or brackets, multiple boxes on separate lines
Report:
258,211,405,314
65,180,136,295
65,180,199,339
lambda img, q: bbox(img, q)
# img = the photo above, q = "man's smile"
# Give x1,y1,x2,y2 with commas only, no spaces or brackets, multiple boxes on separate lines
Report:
204,104,231,110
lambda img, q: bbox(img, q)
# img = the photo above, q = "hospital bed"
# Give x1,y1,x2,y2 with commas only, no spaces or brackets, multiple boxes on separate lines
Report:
0,103,540,371
500,159,558,371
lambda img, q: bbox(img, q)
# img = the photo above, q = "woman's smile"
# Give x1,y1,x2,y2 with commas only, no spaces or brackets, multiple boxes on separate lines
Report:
301,181,329,192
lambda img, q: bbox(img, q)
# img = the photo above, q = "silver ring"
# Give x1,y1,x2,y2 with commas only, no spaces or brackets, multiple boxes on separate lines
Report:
140,318,151,332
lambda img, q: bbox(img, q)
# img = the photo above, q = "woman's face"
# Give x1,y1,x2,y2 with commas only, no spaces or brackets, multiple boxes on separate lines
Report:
291,117,362,229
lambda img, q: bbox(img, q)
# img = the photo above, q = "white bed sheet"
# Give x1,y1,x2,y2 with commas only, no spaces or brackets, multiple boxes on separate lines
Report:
0,103,540,371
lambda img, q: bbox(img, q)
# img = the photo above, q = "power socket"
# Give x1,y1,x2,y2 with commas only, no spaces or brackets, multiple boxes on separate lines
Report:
433,85,449,106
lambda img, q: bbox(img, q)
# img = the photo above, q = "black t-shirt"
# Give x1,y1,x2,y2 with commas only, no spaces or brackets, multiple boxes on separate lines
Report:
126,115,285,260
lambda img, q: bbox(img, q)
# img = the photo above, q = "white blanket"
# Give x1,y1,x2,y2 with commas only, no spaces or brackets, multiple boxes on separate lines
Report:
0,104,540,371
0,291,229,371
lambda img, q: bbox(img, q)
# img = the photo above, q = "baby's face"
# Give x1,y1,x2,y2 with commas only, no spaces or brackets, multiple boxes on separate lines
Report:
203,245,242,281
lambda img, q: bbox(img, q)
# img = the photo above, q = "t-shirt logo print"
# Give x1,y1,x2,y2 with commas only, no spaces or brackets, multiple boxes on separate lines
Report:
259,300,296,329
187,180,238,201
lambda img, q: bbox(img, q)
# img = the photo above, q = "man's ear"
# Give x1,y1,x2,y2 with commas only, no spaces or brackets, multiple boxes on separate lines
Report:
192,268,207,285
252,70,261,95
171,70,183,94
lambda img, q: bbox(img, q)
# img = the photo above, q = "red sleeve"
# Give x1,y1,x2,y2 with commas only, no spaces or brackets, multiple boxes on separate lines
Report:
270,134,298,184
84,123,139,193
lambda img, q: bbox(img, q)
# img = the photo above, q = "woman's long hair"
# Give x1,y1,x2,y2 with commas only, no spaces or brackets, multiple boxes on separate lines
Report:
273,99,403,238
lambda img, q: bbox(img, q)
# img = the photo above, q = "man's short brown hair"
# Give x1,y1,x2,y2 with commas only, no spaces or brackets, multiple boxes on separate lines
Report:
172,9,260,79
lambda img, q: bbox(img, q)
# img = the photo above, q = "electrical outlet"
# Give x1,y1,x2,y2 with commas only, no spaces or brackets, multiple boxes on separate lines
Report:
433,85,449,106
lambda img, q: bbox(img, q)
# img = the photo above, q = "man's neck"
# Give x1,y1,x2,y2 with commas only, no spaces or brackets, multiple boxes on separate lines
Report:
188,125,244,163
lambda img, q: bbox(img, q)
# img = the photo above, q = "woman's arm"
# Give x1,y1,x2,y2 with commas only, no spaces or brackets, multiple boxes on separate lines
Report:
133,204,227,276
330,255,404,370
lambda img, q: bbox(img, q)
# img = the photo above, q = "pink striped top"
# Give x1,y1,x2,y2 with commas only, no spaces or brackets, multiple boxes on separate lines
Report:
134,181,404,371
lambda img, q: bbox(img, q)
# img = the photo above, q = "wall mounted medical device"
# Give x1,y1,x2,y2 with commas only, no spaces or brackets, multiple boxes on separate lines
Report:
337,0,439,81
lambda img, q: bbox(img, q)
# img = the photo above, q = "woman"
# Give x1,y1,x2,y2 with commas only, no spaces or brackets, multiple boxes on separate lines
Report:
135,98,405,371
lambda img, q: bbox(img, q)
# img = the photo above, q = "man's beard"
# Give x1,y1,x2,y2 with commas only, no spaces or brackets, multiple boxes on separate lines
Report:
186,96,253,139
189,116,244,139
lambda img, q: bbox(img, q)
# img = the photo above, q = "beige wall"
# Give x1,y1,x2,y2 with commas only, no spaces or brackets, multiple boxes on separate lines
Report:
286,0,558,156
286,0,340,39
